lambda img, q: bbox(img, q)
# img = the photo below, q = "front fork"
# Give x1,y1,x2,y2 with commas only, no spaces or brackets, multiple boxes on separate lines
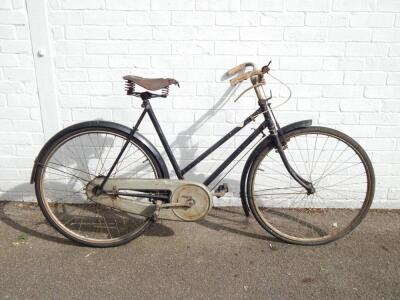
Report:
256,87,315,195
273,132,315,195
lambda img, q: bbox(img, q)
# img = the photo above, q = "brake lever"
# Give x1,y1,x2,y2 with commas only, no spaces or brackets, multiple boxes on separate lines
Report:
261,60,272,74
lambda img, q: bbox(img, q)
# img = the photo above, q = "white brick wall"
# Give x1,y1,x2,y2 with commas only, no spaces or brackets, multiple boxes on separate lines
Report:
1,0,400,208
0,0,44,201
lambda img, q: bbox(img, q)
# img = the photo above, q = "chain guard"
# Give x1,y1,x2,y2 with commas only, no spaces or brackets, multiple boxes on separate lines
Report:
87,178,213,222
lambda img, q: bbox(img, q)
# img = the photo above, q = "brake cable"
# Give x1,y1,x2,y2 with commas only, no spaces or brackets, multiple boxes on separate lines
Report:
233,82,264,103
267,72,292,109
233,72,292,106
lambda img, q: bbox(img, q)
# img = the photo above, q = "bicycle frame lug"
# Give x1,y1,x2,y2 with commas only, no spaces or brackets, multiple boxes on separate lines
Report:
213,183,229,198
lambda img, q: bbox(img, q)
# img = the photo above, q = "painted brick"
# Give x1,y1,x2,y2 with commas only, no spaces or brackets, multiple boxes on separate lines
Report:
373,29,400,42
109,27,152,40
1,1,400,207
302,71,343,84
49,12,83,25
258,42,299,56
86,41,129,54
280,57,322,70
0,11,26,24
196,0,240,11
286,0,330,12
0,40,30,53
260,13,304,26
197,27,238,41
83,11,126,25
216,12,259,26
323,58,364,71
66,26,108,40
0,25,15,39
109,55,150,68
328,28,371,42
344,72,387,85
350,13,395,27
300,43,345,56
333,0,376,12
365,86,400,99
151,0,194,11
172,12,214,26
105,0,150,10
305,13,348,27
241,0,283,12
62,0,105,10
126,12,170,26
285,28,326,41
153,26,196,41
346,43,388,57
377,0,400,12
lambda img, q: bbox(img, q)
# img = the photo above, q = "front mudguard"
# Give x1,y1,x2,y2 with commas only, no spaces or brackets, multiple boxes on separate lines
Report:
239,120,312,216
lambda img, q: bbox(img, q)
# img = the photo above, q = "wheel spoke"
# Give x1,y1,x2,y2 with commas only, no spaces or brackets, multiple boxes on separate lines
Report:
38,129,159,246
250,128,373,245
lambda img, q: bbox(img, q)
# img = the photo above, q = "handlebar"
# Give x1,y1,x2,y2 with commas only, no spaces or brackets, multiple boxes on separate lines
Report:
227,62,254,76
230,70,263,86
228,61,271,86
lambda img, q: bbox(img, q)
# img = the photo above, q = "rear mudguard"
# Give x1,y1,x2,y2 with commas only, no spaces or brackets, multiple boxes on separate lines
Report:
239,120,312,216
30,120,169,184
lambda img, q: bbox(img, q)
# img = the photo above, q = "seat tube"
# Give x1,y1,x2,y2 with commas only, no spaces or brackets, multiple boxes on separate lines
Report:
145,101,183,179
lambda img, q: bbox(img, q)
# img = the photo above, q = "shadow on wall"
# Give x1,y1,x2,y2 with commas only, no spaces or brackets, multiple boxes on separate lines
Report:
0,71,273,245
164,73,259,196
2,70,250,202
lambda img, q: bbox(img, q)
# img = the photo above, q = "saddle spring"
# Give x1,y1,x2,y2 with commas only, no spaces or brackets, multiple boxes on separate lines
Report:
125,80,136,96
160,86,169,98
124,80,170,98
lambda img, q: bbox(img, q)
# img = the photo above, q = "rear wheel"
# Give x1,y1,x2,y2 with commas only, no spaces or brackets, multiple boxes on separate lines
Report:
35,125,165,247
247,126,375,245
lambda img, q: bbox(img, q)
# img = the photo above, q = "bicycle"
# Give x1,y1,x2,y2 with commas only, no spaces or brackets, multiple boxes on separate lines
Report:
30,62,375,247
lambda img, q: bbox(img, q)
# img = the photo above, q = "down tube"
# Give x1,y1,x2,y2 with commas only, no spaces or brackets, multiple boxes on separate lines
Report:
203,122,267,186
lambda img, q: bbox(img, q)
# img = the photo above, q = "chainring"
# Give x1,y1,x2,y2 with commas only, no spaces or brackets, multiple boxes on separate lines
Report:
171,184,212,221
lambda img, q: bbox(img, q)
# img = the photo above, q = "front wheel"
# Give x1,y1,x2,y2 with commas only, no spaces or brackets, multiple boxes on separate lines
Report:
247,126,375,245
34,124,166,247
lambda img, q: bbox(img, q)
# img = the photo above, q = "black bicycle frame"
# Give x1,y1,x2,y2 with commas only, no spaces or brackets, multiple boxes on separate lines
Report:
100,97,313,194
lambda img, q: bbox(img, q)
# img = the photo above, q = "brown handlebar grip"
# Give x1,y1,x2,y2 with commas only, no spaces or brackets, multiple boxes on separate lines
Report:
230,70,262,86
227,63,246,76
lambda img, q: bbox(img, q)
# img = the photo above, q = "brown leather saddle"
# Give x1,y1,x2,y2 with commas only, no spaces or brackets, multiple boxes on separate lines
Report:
123,75,179,91
123,75,179,99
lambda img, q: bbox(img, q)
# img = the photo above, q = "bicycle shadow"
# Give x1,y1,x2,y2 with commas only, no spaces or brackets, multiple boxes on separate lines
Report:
0,190,175,247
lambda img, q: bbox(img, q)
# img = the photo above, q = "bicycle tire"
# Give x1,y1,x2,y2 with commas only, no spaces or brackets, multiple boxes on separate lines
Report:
247,126,375,245
34,124,166,247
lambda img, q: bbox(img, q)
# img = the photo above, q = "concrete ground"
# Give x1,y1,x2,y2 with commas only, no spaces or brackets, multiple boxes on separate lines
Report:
0,201,399,300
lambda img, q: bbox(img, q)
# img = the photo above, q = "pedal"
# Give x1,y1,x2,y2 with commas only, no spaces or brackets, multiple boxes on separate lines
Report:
213,183,229,198
152,200,163,221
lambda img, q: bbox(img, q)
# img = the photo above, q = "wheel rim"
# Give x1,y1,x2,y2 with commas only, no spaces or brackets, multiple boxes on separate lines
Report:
38,129,158,244
251,129,372,243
